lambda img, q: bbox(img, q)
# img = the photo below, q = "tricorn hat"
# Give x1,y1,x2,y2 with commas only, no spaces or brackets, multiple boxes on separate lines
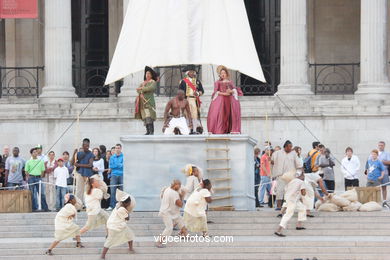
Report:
144,66,157,81
182,64,197,72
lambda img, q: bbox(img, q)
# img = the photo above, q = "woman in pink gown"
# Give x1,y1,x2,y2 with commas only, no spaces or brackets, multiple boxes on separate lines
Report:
207,66,243,134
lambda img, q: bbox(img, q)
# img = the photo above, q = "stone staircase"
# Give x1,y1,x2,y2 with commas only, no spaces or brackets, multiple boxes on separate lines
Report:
0,210,389,260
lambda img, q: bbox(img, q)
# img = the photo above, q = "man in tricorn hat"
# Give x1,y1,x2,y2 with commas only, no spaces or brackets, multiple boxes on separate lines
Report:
135,66,157,135
179,65,204,134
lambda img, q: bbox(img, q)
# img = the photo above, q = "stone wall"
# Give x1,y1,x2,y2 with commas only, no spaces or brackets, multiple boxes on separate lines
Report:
0,96,389,192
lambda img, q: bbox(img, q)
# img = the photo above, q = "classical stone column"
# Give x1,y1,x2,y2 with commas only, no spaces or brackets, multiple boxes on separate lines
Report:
40,0,76,101
201,64,218,96
356,0,390,98
118,0,141,98
277,0,312,96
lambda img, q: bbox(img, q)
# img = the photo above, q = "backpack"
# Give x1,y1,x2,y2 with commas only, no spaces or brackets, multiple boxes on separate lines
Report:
303,150,319,173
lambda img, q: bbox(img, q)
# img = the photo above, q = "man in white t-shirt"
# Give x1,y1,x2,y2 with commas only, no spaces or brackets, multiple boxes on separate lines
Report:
275,173,307,237
156,179,187,248
54,158,69,211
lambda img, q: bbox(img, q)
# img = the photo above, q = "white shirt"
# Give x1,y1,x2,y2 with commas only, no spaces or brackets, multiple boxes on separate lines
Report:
183,175,201,200
184,188,211,217
159,187,181,218
284,178,305,202
54,166,69,188
93,158,105,176
341,155,360,180
85,188,103,215
55,203,77,230
107,206,129,231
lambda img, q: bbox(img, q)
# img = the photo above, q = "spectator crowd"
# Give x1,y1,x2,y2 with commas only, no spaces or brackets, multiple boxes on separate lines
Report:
254,140,390,209
0,139,124,212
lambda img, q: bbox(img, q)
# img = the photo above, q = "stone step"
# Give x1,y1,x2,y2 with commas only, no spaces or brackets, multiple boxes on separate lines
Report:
3,246,390,256
2,239,390,249
1,215,388,225
0,253,388,260
1,211,388,219
1,229,389,237
1,222,390,232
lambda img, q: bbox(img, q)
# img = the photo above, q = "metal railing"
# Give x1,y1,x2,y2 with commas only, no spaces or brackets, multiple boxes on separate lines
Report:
154,65,202,98
309,63,360,95
234,64,279,96
0,66,44,98
72,66,110,98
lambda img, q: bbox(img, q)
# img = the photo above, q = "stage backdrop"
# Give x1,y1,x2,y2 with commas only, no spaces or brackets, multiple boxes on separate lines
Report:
120,134,256,211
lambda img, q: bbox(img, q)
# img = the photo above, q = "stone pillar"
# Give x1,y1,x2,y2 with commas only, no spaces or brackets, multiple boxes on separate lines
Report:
118,0,142,99
40,0,76,101
277,0,312,95
201,64,218,96
356,0,390,98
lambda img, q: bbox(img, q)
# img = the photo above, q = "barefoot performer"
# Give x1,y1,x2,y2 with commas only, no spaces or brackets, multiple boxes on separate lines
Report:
156,179,188,248
163,90,193,135
101,189,136,259
80,177,109,235
45,194,84,255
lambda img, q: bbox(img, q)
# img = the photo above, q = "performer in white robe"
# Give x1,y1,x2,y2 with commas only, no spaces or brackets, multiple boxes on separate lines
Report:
80,177,109,235
274,172,307,237
101,189,136,259
45,194,84,255
182,164,203,201
155,179,187,248
183,179,212,236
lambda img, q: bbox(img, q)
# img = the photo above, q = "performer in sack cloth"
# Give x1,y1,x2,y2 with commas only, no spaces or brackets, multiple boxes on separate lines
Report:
163,90,193,135
45,194,84,255
101,189,136,259
179,64,204,134
135,66,157,135
155,179,188,248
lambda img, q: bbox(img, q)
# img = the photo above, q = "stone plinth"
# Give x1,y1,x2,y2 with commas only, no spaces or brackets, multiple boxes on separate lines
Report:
120,134,257,211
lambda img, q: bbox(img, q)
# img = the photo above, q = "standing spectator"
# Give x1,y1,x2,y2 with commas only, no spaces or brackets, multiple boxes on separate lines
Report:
1,145,10,163
316,148,335,192
254,148,261,208
101,150,112,209
259,147,272,206
341,147,360,190
307,142,321,173
45,151,58,211
294,146,304,173
274,146,281,152
74,138,94,204
92,148,105,179
4,147,25,190
377,141,390,202
315,145,326,178
110,147,116,155
62,151,74,174
365,149,385,188
99,145,107,161
109,144,124,210
54,158,69,211
36,145,48,162
271,140,303,210
0,163,6,187
25,147,49,212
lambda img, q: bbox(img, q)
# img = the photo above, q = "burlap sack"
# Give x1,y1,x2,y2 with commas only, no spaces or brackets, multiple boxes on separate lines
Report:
279,170,296,184
340,189,358,202
318,202,340,212
330,195,351,207
342,201,362,212
358,201,382,212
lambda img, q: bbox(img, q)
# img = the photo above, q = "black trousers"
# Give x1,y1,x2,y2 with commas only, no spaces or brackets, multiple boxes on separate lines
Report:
324,180,335,193
344,178,359,191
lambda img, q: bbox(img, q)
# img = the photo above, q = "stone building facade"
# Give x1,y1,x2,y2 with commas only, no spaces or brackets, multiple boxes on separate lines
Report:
0,0,390,190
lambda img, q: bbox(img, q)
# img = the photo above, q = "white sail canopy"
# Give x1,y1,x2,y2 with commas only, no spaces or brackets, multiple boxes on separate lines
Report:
105,0,265,85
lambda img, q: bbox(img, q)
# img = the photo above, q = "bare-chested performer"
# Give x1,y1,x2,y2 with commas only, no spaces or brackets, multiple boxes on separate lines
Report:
163,90,193,135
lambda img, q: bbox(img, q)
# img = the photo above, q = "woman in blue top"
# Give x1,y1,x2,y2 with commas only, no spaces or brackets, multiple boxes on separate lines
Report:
366,149,385,187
